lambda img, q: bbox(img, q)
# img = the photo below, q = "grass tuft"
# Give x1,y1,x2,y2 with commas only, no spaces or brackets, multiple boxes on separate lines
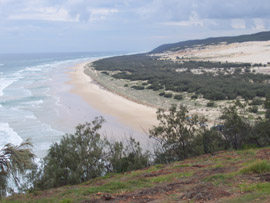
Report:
240,160,270,174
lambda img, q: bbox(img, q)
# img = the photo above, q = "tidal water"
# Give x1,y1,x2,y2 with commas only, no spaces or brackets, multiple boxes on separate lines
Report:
0,52,146,158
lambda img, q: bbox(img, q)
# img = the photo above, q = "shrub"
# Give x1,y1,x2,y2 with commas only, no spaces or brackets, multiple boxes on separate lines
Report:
34,117,107,189
159,92,165,96
174,94,183,100
101,71,109,75
249,99,263,106
201,130,225,154
266,109,270,119
131,85,145,90
191,95,198,99
164,93,173,98
221,106,253,149
32,118,150,190
107,138,150,173
249,106,258,113
149,105,207,164
207,102,215,107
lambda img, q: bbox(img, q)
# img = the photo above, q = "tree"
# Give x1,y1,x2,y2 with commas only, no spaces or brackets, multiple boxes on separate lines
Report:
0,140,35,197
107,137,150,173
253,119,270,147
200,129,225,154
220,105,253,149
34,117,108,189
149,105,207,164
33,117,151,190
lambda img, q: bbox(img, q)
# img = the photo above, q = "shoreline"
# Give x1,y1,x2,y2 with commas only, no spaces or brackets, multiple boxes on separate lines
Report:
67,60,158,134
84,67,159,110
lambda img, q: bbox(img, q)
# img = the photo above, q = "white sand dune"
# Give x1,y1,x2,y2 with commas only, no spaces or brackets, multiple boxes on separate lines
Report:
164,41,270,64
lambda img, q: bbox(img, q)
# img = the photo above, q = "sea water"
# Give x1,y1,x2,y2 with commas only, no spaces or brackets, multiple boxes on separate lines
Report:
0,52,146,158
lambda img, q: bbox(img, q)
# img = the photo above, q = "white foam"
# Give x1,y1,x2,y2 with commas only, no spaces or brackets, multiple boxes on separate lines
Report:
24,67,43,72
0,123,23,148
0,78,16,96
25,114,37,119
27,100,44,107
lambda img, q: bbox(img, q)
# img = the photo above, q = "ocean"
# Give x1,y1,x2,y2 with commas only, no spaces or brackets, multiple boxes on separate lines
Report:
0,52,145,158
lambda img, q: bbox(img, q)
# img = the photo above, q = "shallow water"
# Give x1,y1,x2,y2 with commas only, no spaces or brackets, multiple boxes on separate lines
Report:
0,52,148,158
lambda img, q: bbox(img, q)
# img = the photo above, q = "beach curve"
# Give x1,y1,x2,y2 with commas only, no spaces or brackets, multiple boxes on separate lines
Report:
67,60,158,134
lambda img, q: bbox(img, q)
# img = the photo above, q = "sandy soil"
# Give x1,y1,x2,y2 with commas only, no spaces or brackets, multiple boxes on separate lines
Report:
67,61,158,134
161,41,270,65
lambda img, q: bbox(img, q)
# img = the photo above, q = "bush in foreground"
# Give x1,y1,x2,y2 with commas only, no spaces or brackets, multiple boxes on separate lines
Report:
0,141,35,197
32,117,150,190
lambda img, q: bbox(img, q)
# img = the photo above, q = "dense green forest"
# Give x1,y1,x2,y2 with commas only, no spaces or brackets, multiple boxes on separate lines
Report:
151,31,270,53
93,54,270,101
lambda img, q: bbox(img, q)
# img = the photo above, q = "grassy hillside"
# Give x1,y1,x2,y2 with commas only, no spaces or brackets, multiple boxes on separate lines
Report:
4,147,270,202
150,31,270,53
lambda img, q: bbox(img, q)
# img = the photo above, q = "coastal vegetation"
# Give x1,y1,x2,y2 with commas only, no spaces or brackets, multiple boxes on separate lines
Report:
93,54,270,101
2,99,270,202
0,140,35,197
3,31,270,202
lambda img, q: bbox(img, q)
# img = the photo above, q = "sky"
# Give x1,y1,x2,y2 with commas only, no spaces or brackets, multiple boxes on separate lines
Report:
0,0,270,53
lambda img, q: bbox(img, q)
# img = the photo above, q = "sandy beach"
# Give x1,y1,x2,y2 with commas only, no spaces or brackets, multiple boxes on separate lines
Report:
67,60,158,134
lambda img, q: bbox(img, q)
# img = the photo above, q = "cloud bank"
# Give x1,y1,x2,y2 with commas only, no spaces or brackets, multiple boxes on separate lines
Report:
0,0,269,52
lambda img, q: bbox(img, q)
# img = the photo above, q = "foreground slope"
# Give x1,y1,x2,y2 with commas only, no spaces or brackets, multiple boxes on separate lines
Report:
5,148,270,202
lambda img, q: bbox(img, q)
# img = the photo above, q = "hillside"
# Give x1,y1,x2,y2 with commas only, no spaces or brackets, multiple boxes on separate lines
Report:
4,147,270,202
150,31,270,53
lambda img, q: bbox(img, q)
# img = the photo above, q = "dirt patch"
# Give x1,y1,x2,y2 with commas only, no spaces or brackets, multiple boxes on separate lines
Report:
180,183,230,201
257,173,270,182
91,179,194,203
256,149,270,160
143,169,170,178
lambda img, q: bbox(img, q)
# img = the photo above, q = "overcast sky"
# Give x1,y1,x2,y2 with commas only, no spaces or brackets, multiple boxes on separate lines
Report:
0,0,270,53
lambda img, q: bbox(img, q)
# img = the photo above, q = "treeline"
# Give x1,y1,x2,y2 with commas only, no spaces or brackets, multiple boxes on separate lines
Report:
1,100,270,196
93,54,270,100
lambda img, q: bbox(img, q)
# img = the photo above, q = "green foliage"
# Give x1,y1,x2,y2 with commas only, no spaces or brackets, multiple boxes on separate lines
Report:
249,105,258,113
204,173,235,185
34,117,108,189
206,102,215,107
0,140,35,197
149,105,207,164
201,129,225,154
163,93,173,98
264,98,270,109
107,137,150,173
249,98,263,106
221,105,253,149
251,120,270,147
174,94,183,100
131,85,144,90
32,118,150,190
159,92,165,96
93,54,270,101
266,109,270,119
240,160,270,174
